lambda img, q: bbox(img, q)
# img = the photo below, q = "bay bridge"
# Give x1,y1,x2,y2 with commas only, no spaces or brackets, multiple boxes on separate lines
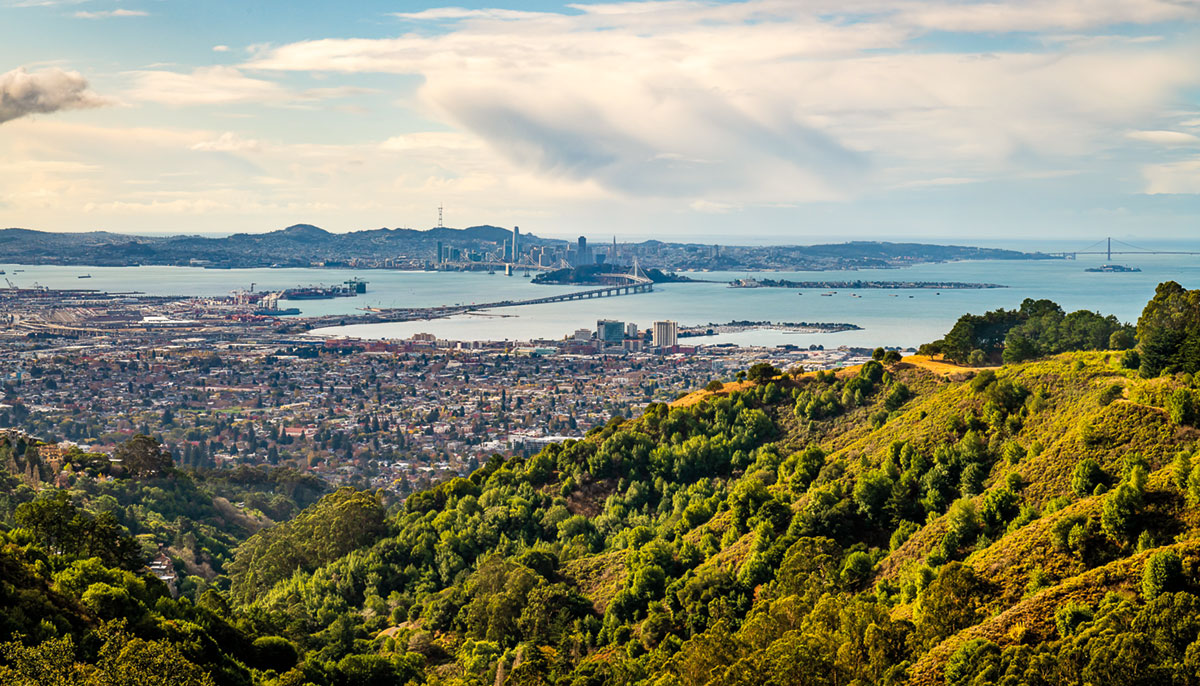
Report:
311,262,655,328
1048,237,1200,260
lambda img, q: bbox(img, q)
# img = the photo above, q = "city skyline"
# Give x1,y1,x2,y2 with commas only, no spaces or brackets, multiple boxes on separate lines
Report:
3,0,1200,239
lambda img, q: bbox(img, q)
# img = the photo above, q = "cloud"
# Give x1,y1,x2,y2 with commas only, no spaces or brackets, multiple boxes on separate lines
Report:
125,66,290,105
212,45,230,52
1142,157,1200,194
245,1,1200,204
1127,130,1200,145
124,67,377,107
893,0,1200,33
392,7,551,20
190,132,261,152
73,9,148,19
0,67,111,124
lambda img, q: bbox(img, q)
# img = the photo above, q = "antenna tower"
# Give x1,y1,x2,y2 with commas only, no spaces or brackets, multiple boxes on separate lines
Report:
438,203,444,228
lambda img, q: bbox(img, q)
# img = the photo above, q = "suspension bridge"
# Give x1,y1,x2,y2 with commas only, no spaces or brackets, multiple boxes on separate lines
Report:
1048,237,1200,260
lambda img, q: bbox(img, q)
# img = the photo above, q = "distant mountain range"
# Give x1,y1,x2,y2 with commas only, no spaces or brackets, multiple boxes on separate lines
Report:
0,224,545,268
0,224,1056,270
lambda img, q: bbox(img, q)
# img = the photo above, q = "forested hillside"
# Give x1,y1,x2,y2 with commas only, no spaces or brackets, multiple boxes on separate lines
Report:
6,285,1200,685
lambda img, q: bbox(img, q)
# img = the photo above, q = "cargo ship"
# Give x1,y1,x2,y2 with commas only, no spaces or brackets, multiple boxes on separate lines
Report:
282,279,368,300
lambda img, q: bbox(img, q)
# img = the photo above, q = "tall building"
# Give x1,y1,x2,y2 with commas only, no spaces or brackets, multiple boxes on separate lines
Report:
436,241,443,264
597,319,624,345
653,320,678,348
625,322,639,338
512,226,520,262
578,236,591,266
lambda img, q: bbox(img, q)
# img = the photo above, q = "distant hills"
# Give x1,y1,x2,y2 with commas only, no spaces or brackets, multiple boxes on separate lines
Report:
0,224,540,268
0,225,1055,270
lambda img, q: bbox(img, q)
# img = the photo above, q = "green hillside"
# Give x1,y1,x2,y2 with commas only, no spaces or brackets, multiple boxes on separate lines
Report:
6,285,1200,685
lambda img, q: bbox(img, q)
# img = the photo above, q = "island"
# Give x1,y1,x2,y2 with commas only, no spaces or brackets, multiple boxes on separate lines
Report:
531,263,701,285
678,320,862,337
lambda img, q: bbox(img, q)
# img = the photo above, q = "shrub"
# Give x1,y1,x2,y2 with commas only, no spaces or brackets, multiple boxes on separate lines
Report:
1121,349,1140,370
1071,459,1107,497
705,380,725,392
840,551,873,588
1098,383,1124,406
1054,602,1094,637
1142,549,1183,601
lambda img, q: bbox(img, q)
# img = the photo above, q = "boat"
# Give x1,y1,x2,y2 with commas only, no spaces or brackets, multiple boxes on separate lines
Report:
1086,264,1141,273
254,307,301,316
78,274,91,279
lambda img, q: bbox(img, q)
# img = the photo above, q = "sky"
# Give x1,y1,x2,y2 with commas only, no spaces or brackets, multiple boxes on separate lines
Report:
2,0,1200,243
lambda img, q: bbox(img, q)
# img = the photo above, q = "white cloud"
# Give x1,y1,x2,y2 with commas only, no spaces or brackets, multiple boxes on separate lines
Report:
212,45,230,52
191,132,261,152
392,7,551,20
0,66,111,124
125,66,290,106
1126,130,1200,145
73,9,148,19
245,2,1200,204
1142,157,1200,194
893,0,1200,33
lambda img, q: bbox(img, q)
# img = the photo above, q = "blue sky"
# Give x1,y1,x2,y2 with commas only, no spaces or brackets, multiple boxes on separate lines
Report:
2,0,1199,243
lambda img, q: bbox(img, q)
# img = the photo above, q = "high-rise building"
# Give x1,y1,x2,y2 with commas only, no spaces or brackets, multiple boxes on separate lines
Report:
436,241,443,264
512,226,520,261
597,319,624,345
625,322,639,338
578,236,591,266
653,320,678,348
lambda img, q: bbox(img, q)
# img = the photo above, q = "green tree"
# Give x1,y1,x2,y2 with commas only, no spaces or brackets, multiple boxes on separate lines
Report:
1142,549,1183,601
114,434,174,479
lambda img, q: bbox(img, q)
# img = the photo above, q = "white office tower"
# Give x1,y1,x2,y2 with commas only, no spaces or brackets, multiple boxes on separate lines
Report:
653,320,677,348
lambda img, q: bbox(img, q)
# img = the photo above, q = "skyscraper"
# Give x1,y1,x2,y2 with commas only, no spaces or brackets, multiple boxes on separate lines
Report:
653,320,678,348
512,226,520,262
578,236,590,265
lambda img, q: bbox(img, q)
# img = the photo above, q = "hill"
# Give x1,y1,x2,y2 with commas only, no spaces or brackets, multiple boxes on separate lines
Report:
0,224,538,268
5,288,1200,684
0,227,1053,270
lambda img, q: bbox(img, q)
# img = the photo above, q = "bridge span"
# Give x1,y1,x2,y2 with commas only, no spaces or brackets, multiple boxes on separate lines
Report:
308,274,654,329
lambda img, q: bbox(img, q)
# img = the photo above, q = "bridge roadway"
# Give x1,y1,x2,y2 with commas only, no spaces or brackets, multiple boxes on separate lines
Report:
310,276,655,328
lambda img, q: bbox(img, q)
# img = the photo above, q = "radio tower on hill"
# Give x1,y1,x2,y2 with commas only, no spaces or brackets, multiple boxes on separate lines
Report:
437,203,444,228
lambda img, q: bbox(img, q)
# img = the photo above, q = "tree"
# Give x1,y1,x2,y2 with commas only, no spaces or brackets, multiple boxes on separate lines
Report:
746,363,779,384
13,491,140,569
1101,482,1143,544
917,562,991,647
114,435,173,479
1135,281,1200,377
1142,549,1183,601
